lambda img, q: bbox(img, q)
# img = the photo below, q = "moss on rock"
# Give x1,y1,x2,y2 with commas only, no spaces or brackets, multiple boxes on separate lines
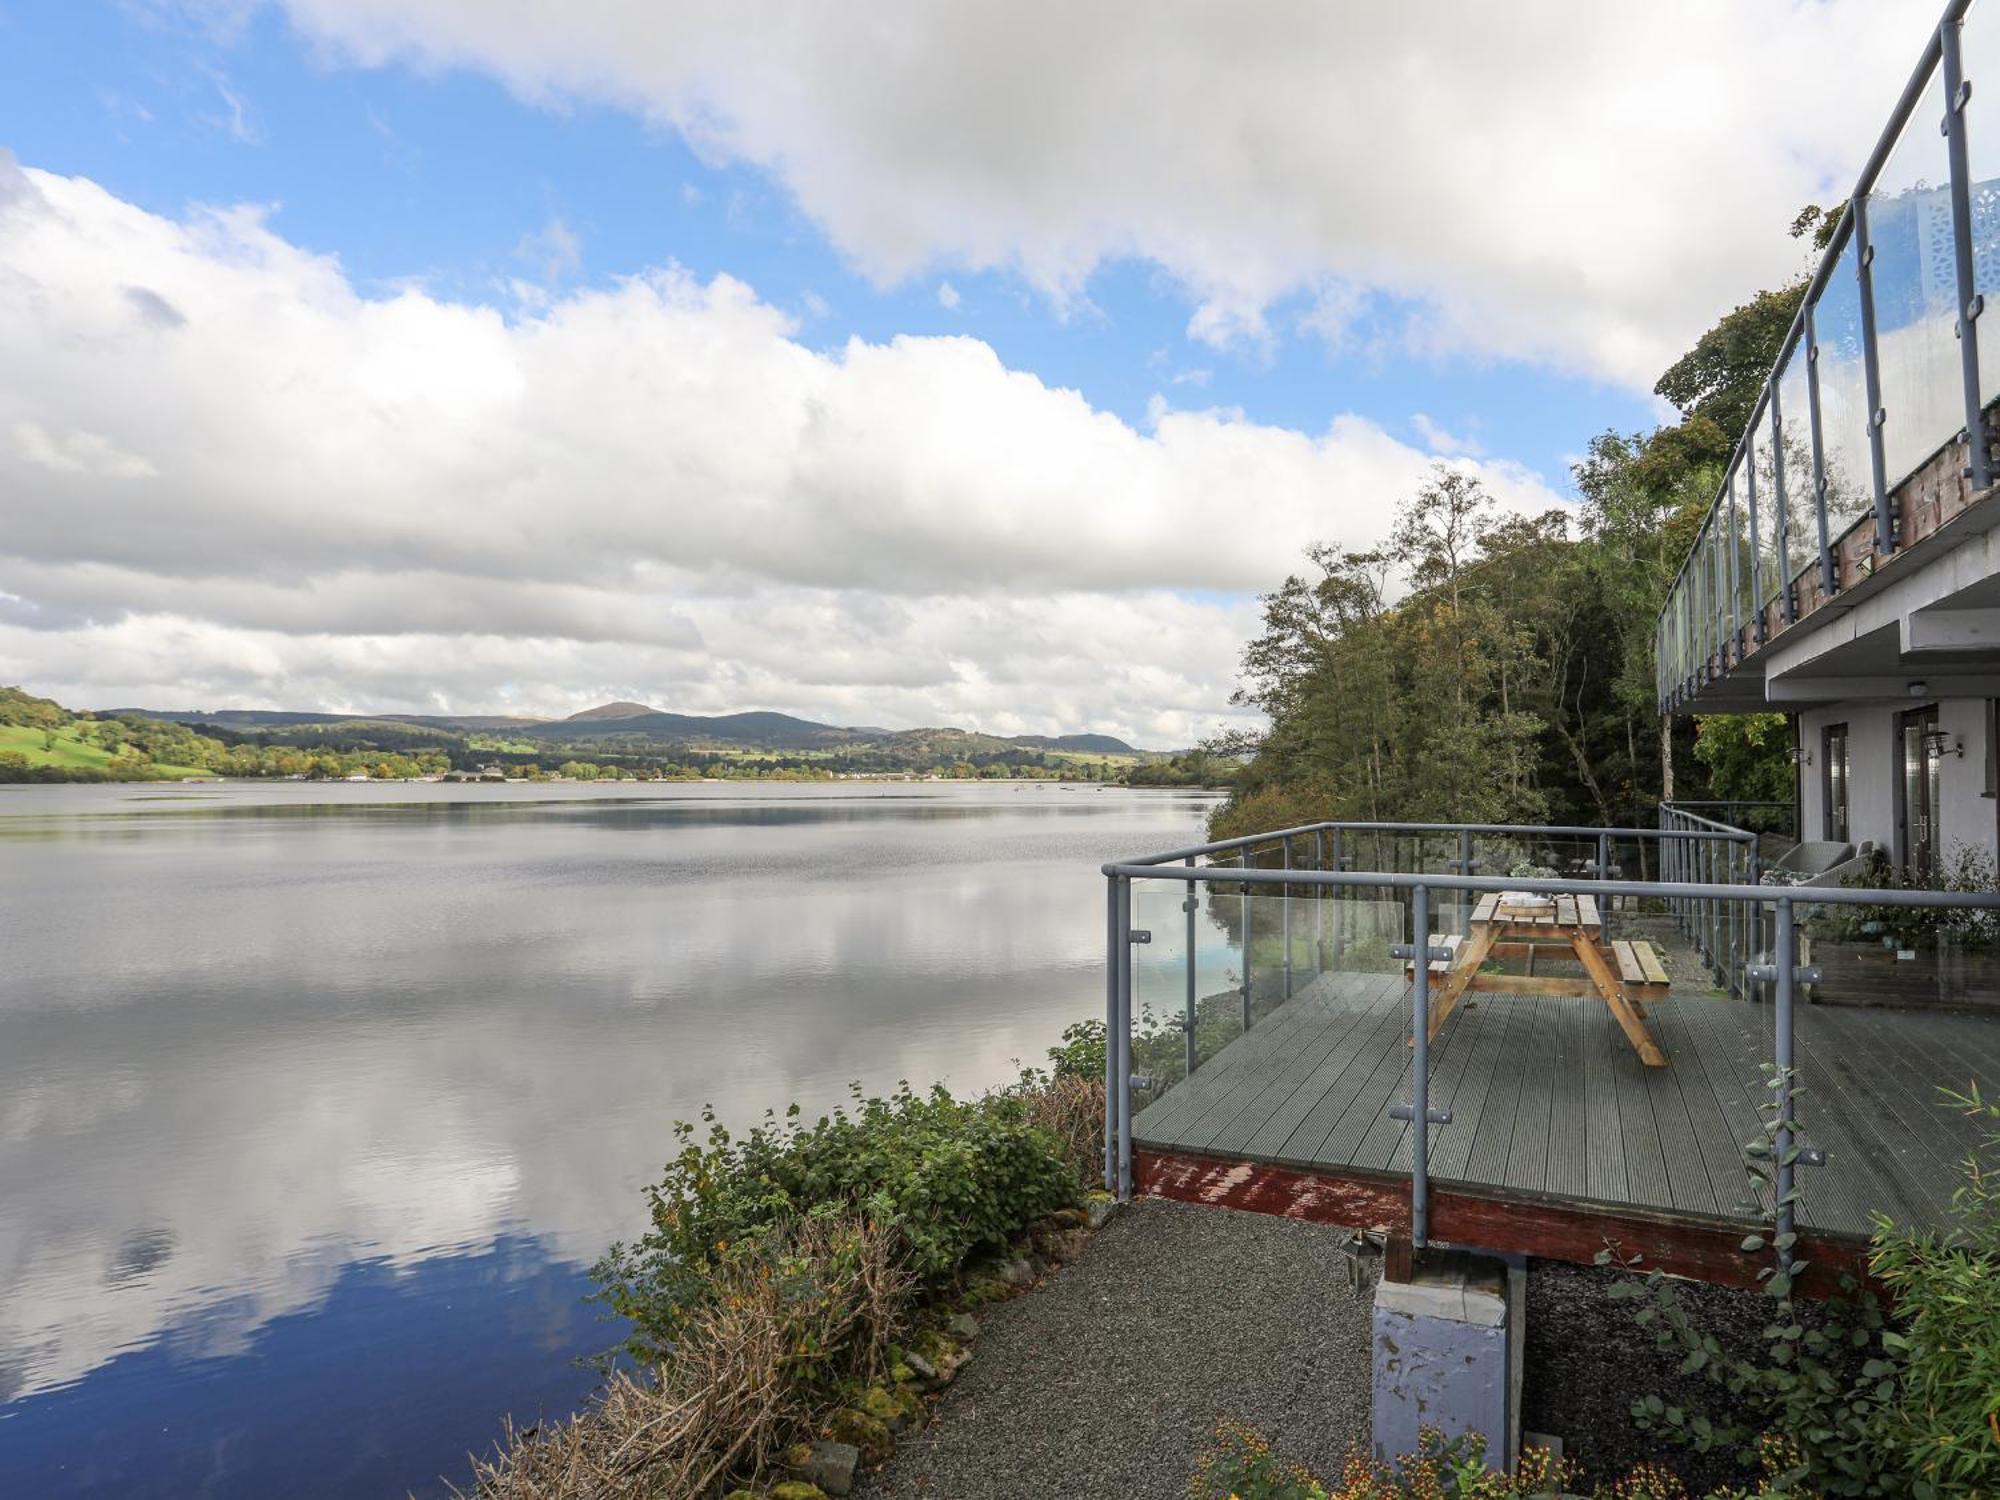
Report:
826,1407,894,1463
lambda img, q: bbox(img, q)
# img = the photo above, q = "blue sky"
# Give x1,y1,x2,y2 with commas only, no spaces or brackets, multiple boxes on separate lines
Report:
0,0,1927,737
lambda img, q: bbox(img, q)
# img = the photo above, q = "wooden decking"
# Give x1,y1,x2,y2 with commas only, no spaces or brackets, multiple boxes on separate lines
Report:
1132,967,1999,1240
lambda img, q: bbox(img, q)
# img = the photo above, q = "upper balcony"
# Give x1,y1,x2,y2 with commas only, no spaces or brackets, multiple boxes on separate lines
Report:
1658,0,2000,714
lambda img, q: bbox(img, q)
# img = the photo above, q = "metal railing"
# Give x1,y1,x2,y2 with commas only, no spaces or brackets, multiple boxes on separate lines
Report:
1100,818,2000,1267
1661,799,1797,839
1657,0,2000,710
1659,802,1766,994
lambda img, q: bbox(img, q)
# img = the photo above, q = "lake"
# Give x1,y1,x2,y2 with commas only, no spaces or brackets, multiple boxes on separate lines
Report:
0,780,1217,1498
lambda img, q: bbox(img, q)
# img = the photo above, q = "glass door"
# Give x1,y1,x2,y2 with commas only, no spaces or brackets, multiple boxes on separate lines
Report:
1898,705,1941,883
1823,723,1849,843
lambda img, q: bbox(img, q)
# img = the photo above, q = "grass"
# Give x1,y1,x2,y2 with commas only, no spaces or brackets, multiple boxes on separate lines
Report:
0,725,205,779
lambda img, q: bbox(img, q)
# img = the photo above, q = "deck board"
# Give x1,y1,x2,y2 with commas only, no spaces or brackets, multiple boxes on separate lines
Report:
1130,950,1998,1241
1195,975,1400,1155
1238,979,1406,1161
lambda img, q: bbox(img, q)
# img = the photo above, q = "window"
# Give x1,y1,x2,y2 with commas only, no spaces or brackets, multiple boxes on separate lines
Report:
1823,723,1850,843
1897,705,1942,883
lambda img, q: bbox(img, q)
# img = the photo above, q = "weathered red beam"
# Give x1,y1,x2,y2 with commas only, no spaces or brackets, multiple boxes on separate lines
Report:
1133,1148,1874,1298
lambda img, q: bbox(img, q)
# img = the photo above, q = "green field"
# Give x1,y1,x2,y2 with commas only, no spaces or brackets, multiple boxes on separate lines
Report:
0,724,206,779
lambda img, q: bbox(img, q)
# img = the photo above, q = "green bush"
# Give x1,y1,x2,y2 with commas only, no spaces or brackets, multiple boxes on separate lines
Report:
1188,1420,1637,1498
1611,1080,2000,1497
1805,845,1998,952
1047,1020,1107,1080
1868,1085,2000,1498
592,1082,1080,1361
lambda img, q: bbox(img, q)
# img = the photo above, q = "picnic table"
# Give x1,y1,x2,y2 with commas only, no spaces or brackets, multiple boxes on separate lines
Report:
1413,891,1668,1067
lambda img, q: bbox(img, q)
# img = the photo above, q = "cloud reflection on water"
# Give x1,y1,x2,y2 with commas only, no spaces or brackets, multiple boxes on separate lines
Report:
0,783,1212,1421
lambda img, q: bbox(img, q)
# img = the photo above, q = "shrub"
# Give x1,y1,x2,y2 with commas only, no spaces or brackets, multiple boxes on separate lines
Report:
593,1081,1081,1361
1868,1085,2000,1498
1806,845,1998,952
1007,1067,1105,1186
1190,1420,1576,1499
1048,1019,1107,1081
1611,1079,2000,1497
459,1216,908,1499
1188,1421,1830,1500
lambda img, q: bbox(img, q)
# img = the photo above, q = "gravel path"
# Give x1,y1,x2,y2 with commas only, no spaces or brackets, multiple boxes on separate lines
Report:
859,1198,1376,1499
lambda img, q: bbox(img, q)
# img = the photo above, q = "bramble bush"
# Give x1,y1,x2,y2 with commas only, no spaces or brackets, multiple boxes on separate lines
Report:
592,1080,1082,1362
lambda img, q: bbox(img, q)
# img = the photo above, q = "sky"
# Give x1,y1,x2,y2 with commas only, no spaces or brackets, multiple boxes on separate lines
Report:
0,0,1940,747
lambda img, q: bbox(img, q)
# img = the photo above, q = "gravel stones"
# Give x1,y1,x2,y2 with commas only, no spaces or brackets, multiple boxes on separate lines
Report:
858,1198,1374,1499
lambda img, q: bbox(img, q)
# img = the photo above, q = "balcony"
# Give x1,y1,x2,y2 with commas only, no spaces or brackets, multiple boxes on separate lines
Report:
1099,817,2000,1286
1659,0,2000,714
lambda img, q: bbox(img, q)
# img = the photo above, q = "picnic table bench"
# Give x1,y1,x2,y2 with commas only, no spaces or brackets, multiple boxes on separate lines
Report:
1403,891,1669,1067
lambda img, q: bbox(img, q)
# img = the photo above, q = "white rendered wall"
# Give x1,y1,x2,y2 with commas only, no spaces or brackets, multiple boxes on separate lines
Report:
1794,699,1995,866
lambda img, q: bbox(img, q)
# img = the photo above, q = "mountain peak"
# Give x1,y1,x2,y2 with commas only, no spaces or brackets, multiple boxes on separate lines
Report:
564,700,662,722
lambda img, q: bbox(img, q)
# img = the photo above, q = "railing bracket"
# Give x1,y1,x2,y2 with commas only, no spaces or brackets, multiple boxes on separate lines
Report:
1389,943,1455,963
1390,1102,1452,1125
1748,1141,1827,1168
1129,929,1152,945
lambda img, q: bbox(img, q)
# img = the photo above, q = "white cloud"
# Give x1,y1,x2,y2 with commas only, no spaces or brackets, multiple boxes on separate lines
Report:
0,156,1566,742
1410,412,1482,458
936,279,960,310
233,0,1929,387
512,214,581,284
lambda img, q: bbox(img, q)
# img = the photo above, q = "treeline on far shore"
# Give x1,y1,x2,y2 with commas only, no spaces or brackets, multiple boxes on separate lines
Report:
0,685,1239,787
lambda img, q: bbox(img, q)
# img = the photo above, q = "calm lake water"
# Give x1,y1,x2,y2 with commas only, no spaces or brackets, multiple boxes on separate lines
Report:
0,780,1217,1498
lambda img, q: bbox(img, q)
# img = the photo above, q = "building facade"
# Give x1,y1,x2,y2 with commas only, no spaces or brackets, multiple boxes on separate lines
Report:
1658,0,2000,882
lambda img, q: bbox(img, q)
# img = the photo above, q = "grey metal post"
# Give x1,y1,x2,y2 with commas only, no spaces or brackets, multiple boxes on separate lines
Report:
1942,16,1992,493
1725,472,1742,655
1184,856,1199,1073
1115,874,1133,1202
1855,192,1896,555
1457,827,1473,936
1315,828,1327,973
1774,895,1798,1268
1720,848,1736,1000
1596,831,1610,883
1331,827,1345,970
1766,390,1795,627
1741,465,1765,643
1804,305,1837,599
1239,854,1252,1023
1411,883,1433,1249
1104,874,1118,1193
1282,837,1293,1000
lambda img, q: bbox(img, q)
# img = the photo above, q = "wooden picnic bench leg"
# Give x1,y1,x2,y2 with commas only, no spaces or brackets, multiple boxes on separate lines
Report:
1419,923,1498,1043
1573,931,1666,1067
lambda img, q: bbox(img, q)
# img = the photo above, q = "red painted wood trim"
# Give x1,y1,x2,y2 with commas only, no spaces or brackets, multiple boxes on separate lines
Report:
1133,1148,1874,1298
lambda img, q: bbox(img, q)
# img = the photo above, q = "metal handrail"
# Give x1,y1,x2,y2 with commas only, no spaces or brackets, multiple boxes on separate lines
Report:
1656,0,1993,710
1101,838,2000,1269
1119,815,1752,868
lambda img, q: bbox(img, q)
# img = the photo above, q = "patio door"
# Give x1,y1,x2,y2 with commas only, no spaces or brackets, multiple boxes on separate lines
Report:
1897,704,1941,883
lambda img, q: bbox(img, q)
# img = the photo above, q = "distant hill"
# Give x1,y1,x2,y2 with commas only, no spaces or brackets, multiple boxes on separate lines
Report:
563,700,662,722
529,708,866,750
113,702,1148,756
1010,733,1138,755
